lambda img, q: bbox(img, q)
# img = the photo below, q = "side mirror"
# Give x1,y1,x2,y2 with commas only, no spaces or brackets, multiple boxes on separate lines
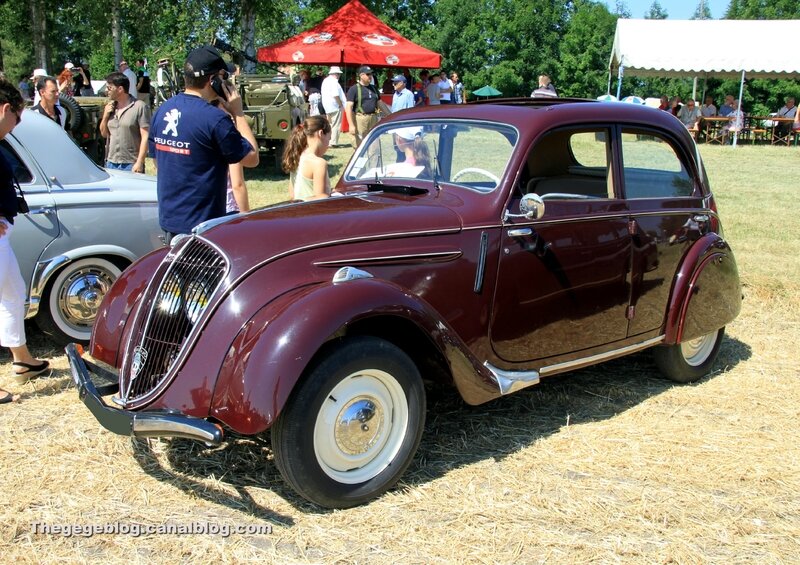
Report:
504,193,545,222
520,193,545,220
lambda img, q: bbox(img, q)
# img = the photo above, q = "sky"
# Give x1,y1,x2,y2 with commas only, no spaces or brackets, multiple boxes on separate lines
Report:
605,0,730,20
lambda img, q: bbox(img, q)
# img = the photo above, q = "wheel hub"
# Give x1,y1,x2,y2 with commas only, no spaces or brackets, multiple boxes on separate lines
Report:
334,397,384,455
62,271,113,325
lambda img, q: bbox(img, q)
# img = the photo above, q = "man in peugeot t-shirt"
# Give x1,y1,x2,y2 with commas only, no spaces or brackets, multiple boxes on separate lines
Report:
149,45,258,241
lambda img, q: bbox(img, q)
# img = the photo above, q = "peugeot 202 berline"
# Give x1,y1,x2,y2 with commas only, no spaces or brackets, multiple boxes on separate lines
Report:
68,98,741,508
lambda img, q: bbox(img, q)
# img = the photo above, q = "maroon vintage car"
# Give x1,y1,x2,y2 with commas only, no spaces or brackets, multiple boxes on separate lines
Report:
68,98,741,508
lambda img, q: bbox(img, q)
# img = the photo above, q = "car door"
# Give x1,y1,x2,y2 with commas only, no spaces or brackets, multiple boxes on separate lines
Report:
619,128,707,337
1,137,59,299
490,128,632,363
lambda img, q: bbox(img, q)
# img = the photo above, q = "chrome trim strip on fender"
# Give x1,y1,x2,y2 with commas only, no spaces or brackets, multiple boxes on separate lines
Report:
25,255,72,319
315,250,462,268
539,336,665,376
484,362,540,395
474,231,488,293
332,266,374,283
485,336,665,395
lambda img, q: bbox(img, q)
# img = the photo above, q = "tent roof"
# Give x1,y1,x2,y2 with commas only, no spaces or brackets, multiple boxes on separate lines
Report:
257,0,441,68
610,19,800,79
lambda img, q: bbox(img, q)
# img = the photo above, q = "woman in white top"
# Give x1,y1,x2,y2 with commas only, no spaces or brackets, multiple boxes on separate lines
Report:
281,116,332,201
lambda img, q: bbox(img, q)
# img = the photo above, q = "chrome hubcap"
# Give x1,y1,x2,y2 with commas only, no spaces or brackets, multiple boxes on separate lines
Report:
681,331,717,367
334,398,384,455
59,267,116,328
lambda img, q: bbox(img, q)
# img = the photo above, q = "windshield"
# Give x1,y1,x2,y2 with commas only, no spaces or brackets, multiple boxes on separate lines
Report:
344,120,518,193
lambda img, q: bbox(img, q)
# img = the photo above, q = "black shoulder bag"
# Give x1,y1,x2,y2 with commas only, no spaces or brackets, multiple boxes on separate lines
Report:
13,175,29,214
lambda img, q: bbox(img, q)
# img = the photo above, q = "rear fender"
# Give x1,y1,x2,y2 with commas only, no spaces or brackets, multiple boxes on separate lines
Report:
210,278,496,435
664,234,741,344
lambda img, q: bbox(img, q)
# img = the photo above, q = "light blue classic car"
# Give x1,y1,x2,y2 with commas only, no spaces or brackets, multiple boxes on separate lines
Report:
1,110,162,345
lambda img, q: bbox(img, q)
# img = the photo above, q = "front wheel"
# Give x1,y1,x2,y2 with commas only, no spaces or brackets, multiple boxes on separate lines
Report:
654,327,725,383
272,336,425,508
37,258,122,346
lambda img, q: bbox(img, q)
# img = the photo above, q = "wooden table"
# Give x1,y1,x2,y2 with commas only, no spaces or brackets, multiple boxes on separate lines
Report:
760,117,796,146
700,116,731,144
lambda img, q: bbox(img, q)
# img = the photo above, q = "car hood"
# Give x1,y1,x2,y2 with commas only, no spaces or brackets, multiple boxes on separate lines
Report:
198,192,463,272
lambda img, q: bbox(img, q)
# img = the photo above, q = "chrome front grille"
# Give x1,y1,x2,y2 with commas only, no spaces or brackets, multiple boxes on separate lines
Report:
121,238,228,405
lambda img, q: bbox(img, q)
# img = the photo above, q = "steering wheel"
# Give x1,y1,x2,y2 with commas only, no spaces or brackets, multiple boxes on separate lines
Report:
452,167,501,186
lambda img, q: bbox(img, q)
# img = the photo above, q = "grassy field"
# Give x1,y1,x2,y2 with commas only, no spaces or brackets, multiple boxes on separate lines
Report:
1,140,798,563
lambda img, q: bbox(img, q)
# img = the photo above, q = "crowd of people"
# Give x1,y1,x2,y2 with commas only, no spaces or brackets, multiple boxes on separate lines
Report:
655,93,799,141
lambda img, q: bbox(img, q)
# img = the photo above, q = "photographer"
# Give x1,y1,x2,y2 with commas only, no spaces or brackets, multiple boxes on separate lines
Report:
71,63,93,96
149,45,258,241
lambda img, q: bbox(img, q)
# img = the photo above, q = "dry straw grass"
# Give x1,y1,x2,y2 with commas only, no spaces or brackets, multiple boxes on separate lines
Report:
1,142,799,563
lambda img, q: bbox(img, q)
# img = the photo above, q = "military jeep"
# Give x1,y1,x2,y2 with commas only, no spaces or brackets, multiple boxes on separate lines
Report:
58,94,106,166
237,74,306,168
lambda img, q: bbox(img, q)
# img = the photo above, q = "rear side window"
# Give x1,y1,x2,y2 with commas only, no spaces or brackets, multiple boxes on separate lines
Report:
621,132,694,198
0,140,34,184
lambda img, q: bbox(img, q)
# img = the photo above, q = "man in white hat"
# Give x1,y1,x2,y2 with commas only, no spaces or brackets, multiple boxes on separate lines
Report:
321,66,347,147
31,69,47,105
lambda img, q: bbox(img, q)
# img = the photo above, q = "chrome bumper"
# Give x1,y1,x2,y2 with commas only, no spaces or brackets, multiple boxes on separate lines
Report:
65,343,223,445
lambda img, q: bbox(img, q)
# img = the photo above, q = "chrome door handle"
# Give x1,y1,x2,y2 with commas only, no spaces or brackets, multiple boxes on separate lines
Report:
507,227,532,237
28,206,55,216
693,214,709,222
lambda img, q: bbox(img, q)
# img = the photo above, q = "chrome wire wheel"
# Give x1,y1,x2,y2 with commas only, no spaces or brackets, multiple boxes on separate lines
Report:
313,368,409,484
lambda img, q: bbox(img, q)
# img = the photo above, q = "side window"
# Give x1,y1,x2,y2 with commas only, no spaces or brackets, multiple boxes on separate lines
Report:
0,140,34,184
621,131,695,198
524,129,612,199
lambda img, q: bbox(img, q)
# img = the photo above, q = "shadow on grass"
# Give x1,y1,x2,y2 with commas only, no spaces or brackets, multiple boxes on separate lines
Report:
128,335,750,517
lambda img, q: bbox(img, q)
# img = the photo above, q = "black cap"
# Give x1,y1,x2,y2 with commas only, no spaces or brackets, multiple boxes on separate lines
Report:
186,45,233,77
357,65,374,75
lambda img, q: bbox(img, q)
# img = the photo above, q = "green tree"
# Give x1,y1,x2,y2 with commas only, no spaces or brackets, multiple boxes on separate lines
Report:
558,0,618,98
644,1,668,19
690,1,712,20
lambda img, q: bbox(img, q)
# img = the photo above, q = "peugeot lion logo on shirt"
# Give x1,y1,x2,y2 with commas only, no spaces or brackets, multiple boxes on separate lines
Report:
154,109,191,155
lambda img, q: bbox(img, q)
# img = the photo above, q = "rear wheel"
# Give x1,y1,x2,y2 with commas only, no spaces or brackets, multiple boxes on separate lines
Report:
272,336,425,508
37,258,122,346
654,327,724,383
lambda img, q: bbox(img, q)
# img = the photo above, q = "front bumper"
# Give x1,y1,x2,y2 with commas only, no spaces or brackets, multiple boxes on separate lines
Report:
66,343,223,445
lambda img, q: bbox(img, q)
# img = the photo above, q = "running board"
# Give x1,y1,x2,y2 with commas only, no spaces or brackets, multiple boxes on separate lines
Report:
485,336,665,395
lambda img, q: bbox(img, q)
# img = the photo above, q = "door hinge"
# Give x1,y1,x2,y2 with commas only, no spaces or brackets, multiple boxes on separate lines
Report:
626,305,635,319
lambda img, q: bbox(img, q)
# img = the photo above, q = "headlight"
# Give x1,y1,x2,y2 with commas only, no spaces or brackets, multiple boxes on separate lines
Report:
157,275,182,315
183,279,211,324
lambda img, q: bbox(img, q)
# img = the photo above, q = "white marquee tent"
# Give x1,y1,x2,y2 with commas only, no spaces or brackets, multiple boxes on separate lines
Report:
609,19,800,146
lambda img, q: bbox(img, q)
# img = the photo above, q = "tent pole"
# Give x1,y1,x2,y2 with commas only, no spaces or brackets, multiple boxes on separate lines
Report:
733,70,745,148
692,77,697,101
615,61,624,100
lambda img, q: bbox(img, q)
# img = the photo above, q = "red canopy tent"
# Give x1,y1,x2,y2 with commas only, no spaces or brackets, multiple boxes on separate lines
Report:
256,0,441,68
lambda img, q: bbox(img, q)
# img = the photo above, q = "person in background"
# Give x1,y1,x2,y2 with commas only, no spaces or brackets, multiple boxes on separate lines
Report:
718,95,735,117
321,66,346,147
135,58,151,106
31,76,67,131
281,115,332,201
381,72,394,95
149,44,259,241
419,70,430,105
345,65,385,147
384,126,432,179
450,71,465,104
31,69,47,105
71,63,91,96
390,75,415,113
425,73,441,106
775,97,797,137
118,60,138,98
57,66,74,96
531,74,557,98
669,96,682,117
17,75,32,100
438,71,453,104
307,87,322,117
297,69,310,98
677,98,702,131
701,95,716,117
0,77,51,403
100,72,151,172
658,95,669,111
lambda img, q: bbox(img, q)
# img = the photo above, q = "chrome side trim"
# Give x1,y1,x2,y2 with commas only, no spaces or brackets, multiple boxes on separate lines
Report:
539,336,664,376
474,231,488,293
484,362,540,395
25,255,72,319
332,266,374,283
315,250,462,268
132,414,223,445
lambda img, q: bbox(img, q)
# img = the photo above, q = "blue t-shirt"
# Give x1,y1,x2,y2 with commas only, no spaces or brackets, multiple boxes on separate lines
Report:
149,93,252,234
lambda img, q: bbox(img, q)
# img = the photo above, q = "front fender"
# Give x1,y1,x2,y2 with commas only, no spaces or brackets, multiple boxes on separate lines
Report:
664,234,741,344
210,278,496,435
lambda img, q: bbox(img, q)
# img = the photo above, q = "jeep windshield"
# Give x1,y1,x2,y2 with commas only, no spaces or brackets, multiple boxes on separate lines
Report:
344,120,518,193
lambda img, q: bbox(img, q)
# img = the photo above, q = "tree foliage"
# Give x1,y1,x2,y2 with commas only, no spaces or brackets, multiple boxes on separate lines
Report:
645,1,668,19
